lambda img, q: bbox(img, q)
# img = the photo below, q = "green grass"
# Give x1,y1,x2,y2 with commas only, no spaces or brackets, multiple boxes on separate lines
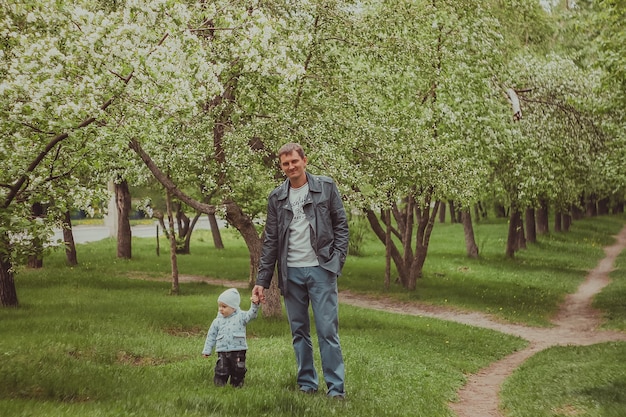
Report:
43,229,252,281
1,213,625,416
501,343,626,417
595,247,626,331
2,268,524,417
343,214,625,327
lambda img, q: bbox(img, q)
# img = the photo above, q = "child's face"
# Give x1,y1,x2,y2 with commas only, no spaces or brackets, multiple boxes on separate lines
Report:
218,302,235,317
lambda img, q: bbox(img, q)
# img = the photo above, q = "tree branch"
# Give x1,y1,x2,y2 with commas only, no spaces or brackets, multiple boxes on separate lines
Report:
19,122,56,135
2,31,167,209
128,138,216,215
3,85,125,209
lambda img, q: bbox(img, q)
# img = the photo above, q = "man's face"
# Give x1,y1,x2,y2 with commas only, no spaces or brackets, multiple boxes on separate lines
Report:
280,151,308,187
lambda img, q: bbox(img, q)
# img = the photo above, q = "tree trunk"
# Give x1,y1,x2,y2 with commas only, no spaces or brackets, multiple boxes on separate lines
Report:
154,212,169,239
224,200,261,287
400,196,415,289
224,200,282,318
364,207,408,286
407,199,440,290
265,273,282,317
563,213,572,232
208,213,224,249
27,240,44,268
525,207,537,244
155,205,193,256
116,180,132,259
365,196,438,290
180,211,199,255
554,211,562,232
477,201,487,219
165,190,180,295
176,204,190,237
597,198,610,215
505,207,522,258
516,213,526,250
448,200,457,223
408,246,424,290
175,204,191,254
536,199,549,235
0,232,18,307
438,202,446,223
172,205,188,254
572,196,585,220
461,209,478,258
27,203,44,269
495,203,507,218
585,194,597,217
384,208,392,290
62,210,78,266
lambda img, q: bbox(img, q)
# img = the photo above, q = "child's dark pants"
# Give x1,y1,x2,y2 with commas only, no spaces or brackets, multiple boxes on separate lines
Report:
214,350,247,387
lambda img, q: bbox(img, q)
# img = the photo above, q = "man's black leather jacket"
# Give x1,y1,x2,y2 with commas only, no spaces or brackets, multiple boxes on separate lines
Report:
256,172,349,295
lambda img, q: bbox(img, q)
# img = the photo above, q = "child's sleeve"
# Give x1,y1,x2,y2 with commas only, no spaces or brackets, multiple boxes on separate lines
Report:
243,303,260,323
202,320,218,355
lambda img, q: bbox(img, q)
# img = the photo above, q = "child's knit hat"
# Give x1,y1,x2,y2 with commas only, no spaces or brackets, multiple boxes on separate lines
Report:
218,288,240,310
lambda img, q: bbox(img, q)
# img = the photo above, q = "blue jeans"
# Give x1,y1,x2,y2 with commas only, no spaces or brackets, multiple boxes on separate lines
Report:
285,266,345,397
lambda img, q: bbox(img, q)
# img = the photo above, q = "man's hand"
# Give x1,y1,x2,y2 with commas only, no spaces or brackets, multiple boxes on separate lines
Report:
252,285,266,304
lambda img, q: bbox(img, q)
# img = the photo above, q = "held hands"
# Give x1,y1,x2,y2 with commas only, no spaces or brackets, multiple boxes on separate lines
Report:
250,293,260,305
252,285,266,304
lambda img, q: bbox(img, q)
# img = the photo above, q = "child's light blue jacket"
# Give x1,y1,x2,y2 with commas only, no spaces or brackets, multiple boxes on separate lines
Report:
202,304,259,354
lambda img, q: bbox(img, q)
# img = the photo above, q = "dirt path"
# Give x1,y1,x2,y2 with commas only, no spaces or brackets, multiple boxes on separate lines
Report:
170,225,626,416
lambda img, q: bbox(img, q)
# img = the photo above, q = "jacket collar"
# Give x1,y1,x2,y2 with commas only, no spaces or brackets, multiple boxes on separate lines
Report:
276,171,320,200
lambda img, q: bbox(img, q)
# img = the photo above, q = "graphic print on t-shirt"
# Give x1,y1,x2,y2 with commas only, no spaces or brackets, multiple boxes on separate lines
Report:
291,193,306,222
288,183,318,266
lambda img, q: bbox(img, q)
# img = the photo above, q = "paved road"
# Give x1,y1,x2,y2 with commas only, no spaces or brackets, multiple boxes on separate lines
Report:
52,217,220,244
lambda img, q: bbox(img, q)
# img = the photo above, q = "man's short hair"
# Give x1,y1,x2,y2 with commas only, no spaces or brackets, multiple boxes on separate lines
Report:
278,142,305,159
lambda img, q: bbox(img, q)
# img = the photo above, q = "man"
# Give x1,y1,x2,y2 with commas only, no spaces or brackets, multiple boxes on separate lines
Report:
253,142,349,399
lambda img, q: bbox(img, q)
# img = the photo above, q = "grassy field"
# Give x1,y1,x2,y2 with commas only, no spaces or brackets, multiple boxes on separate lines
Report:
501,342,626,417
348,215,626,326
1,214,625,416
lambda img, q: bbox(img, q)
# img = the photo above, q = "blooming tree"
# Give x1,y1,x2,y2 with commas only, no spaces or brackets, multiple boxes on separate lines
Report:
310,0,510,289
0,0,221,306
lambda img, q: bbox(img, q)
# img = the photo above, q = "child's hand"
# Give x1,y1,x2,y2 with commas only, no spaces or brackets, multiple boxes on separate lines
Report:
251,294,260,305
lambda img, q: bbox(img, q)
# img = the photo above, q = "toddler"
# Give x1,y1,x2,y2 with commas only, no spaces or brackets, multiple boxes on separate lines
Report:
202,288,260,387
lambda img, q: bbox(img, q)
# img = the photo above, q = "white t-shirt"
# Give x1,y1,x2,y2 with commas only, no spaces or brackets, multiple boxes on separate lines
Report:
287,183,319,267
